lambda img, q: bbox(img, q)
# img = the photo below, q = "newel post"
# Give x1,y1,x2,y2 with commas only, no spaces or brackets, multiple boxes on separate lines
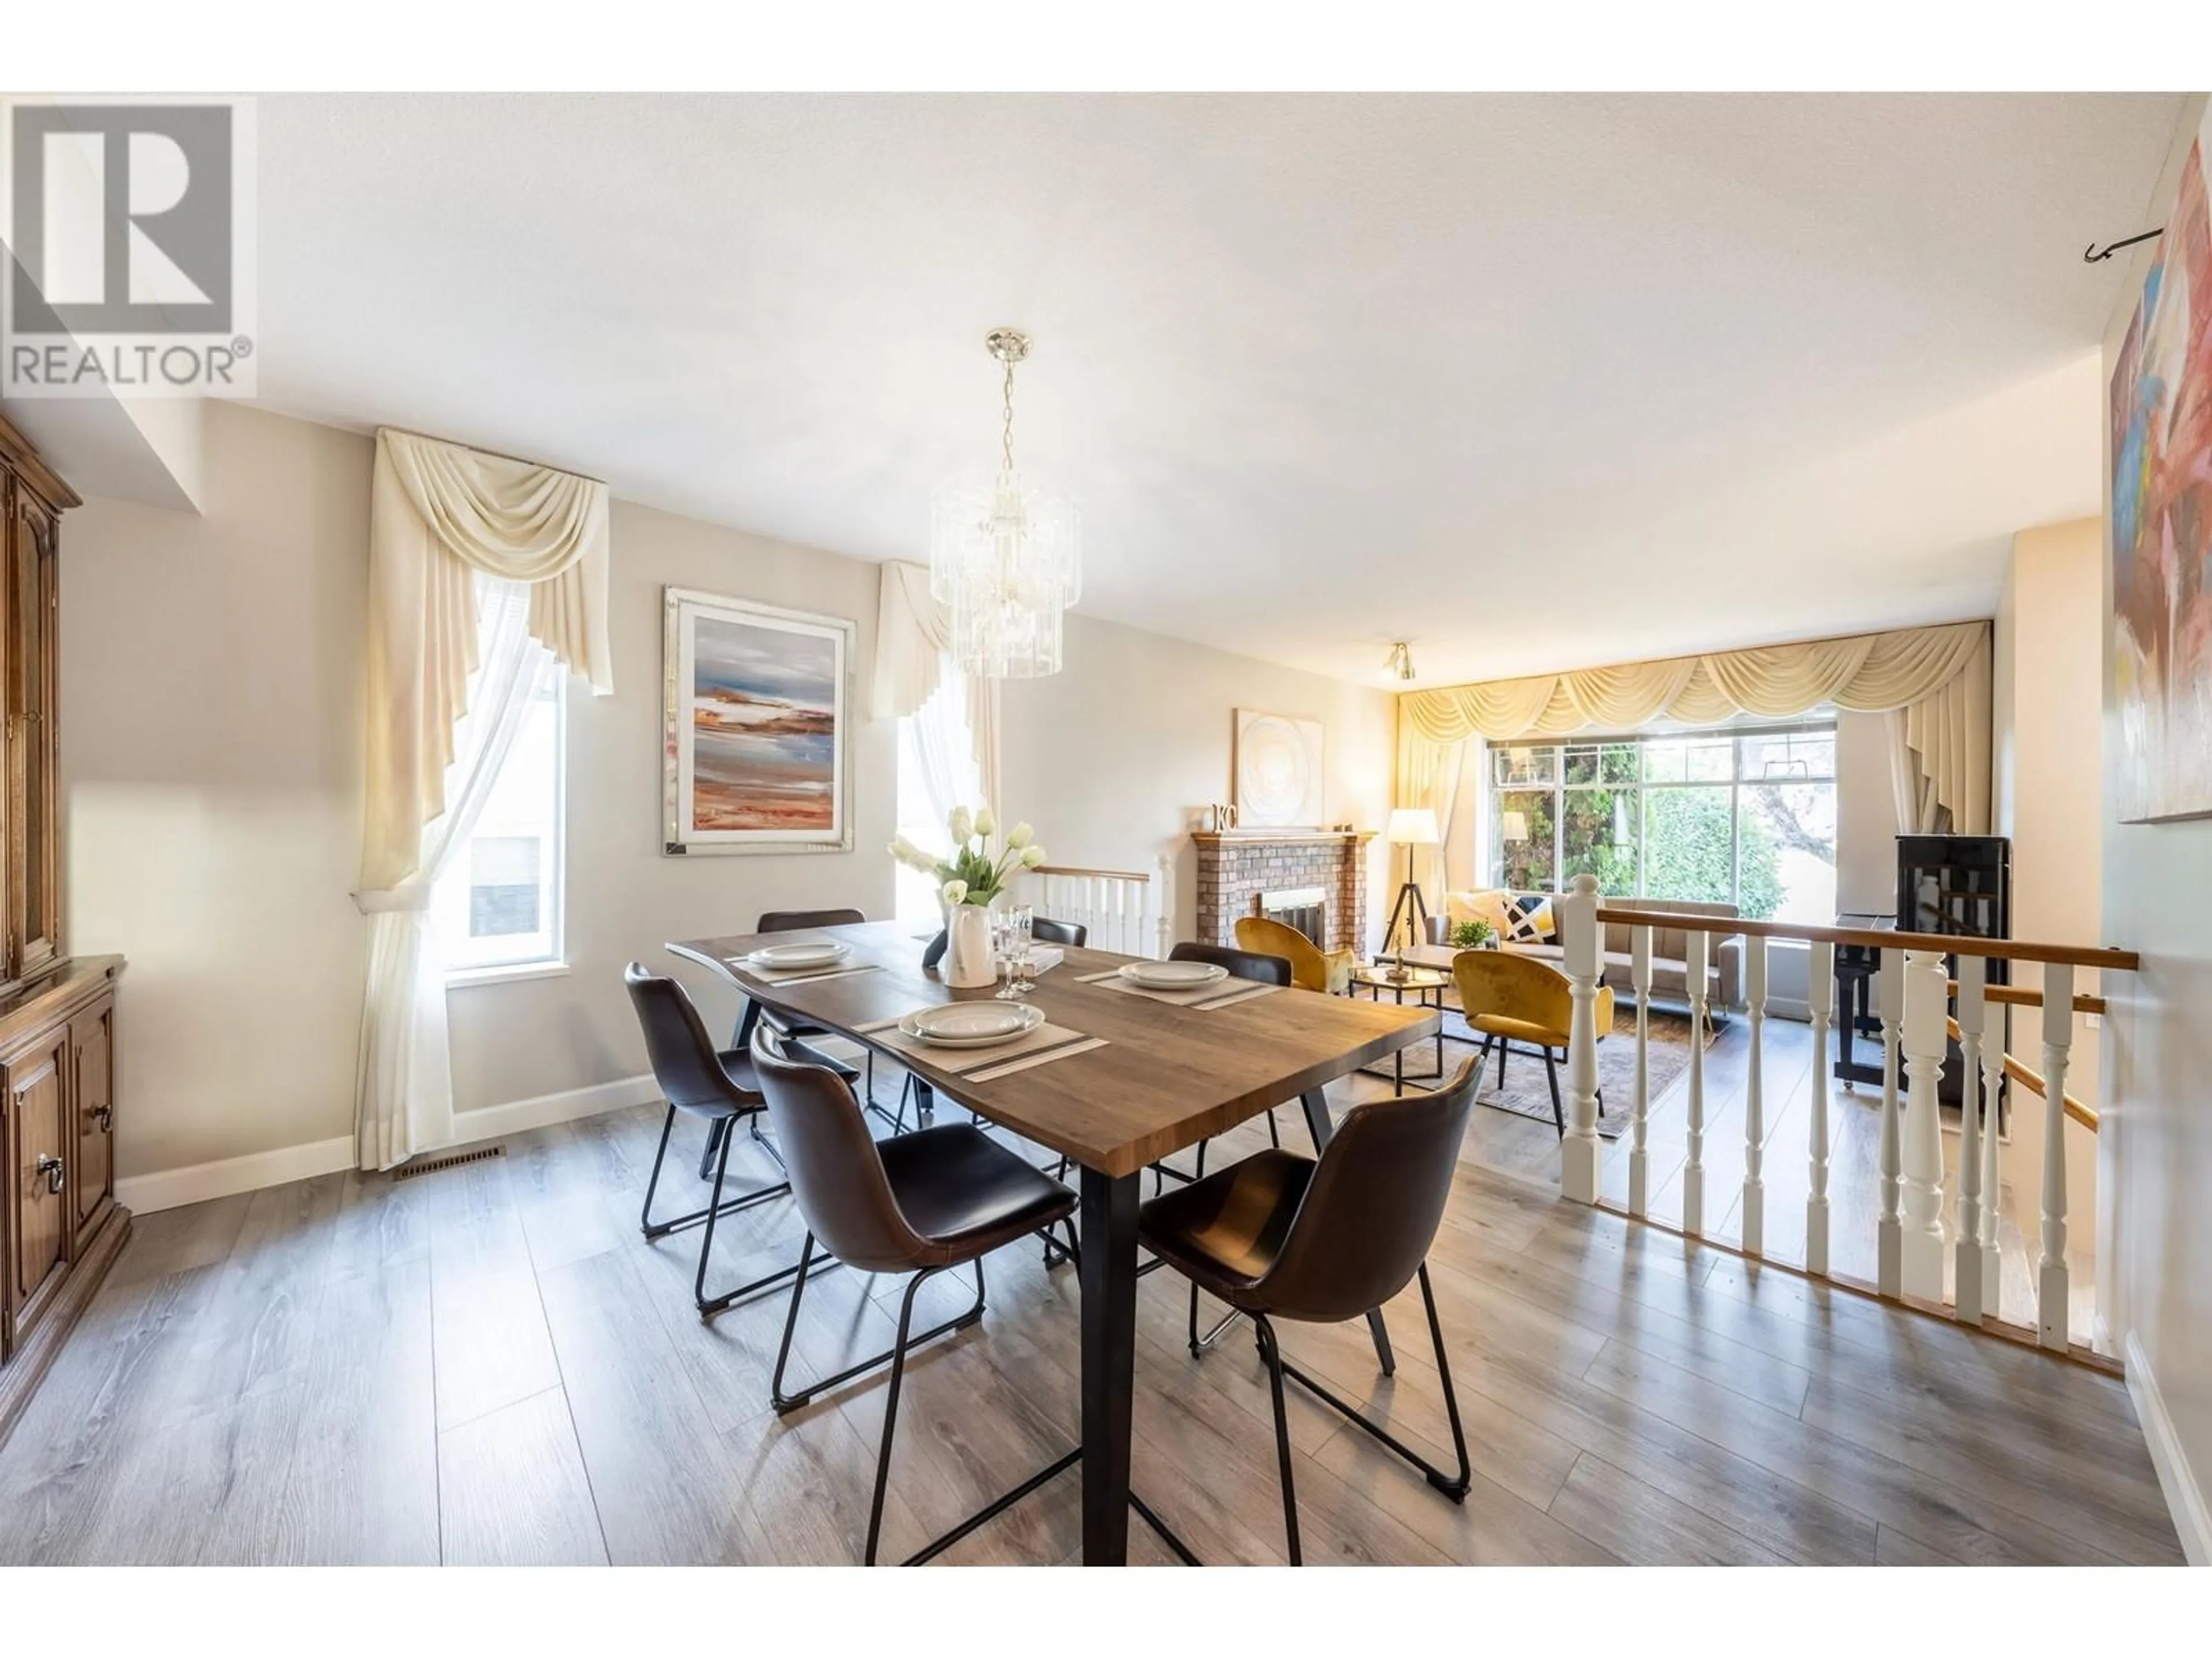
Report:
1558,873,1603,1205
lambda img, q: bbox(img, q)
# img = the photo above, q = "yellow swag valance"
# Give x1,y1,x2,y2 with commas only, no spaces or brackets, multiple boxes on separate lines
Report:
1400,619,1991,836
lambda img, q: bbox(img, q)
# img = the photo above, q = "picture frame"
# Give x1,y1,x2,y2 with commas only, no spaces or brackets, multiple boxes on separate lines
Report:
662,586,855,855
1233,707,1327,828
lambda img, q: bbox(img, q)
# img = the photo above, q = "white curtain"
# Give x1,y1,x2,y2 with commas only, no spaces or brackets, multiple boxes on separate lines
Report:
1400,620,1991,836
354,429,613,1171
873,559,1001,816
1396,719,1465,912
357,579,554,1169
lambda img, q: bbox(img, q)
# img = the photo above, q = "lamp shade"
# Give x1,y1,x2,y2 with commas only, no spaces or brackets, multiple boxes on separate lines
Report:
1387,808,1440,846
1500,810,1530,844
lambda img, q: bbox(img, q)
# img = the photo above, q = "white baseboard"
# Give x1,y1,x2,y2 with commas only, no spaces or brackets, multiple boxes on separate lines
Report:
116,1135,357,1215
114,1073,658,1216
448,1072,657,1145
2126,1330,2212,1566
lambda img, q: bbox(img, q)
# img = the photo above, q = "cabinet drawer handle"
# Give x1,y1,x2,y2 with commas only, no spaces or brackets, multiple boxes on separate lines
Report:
35,1154,64,1194
92,1105,112,1132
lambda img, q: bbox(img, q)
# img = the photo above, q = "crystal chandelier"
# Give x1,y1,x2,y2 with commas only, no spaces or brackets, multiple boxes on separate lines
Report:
930,329,1082,679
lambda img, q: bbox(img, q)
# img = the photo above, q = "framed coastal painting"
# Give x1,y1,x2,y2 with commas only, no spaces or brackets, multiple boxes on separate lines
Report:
2111,105,2212,823
1233,708,1326,827
662,588,854,854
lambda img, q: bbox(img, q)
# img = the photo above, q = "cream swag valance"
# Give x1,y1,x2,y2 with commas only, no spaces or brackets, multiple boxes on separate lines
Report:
360,428,615,893
1400,620,1991,837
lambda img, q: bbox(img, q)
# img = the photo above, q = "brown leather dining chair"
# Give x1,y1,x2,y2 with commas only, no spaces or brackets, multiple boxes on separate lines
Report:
1138,1056,1481,1565
750,1027,1083,1566
623,963,807,1318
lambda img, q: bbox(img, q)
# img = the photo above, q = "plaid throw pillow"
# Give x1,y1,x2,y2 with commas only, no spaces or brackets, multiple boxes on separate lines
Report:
1503,893,1556,944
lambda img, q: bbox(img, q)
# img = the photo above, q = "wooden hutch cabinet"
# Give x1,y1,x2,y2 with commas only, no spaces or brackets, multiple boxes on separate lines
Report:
0,414,126,1445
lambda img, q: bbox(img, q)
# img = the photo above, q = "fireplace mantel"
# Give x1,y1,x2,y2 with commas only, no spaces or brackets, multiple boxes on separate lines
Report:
1191,828,1374,953
1190,829,1378,848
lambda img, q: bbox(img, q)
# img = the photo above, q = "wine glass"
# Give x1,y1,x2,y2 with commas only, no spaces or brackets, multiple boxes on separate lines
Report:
993,910,1022,999
1007,904,1036,996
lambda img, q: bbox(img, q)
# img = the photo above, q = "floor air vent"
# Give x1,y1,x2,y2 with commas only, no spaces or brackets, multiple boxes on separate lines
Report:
393,1144,507,1181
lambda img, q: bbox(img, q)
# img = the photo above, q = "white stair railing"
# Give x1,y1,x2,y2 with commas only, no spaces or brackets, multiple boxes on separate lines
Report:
1029,858,1172,959
1551,872,2138,1355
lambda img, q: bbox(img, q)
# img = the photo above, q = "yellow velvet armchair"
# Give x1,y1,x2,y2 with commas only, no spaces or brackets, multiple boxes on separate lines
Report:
1234,915,1356,995
1449,949,1611,1137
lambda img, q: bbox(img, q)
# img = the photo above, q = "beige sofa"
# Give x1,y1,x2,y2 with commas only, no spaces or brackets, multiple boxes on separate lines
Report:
1427,893,1743,1014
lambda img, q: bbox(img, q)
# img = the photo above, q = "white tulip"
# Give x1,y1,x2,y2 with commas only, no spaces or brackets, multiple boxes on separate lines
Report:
1021,844,1047,868
1007,821,1033,849
942,878,968,906
948,805,972,845
974,806,997,839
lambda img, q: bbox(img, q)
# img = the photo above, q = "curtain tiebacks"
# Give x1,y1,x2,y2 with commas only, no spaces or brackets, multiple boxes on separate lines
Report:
353,884,433,915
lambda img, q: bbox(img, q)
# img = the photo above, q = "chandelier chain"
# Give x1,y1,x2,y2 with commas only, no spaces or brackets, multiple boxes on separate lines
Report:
1001,358,1016,475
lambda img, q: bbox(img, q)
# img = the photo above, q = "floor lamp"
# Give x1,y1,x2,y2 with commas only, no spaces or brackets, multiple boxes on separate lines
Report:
1382,808,1440,960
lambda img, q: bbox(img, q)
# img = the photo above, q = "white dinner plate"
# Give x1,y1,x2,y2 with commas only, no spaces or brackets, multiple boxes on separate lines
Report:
898,1003,1047,1048
1118,960,1229,988
746,941,851,971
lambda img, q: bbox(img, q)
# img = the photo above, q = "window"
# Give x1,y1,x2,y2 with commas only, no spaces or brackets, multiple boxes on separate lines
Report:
1485,719,1836,922
892,662,982,926
435,619,567,980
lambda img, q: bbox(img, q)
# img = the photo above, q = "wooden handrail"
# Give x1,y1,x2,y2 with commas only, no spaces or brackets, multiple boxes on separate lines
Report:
1589,906,2138,972
1946,1015,2098,1132
1946,979,2107,1017
1032,865,1152,884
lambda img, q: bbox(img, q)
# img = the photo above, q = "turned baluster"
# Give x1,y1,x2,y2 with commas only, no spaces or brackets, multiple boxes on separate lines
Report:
1980,1025,2003,1300
1628,924,1653,1219
1681,927,1710,1236
2037,961,2075,1351
1952,956,1988,1325
1805,940,1835,1277
1898,949,1950,1300
1876,946,1904,1300
1741,934,1768,1257
1556,874,1603,1205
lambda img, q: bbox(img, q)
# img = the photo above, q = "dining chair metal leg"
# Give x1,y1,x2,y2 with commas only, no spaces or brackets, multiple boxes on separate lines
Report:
1252,1313,1302,1566
1269,1264,1472,1502
696,1115,729,1181
863,1264,940,1566
1543,1051,1565,1138
1267,1109,1280,1149
639,1104,790,1243
770,1236,987,1414
1497,1039,1508,1088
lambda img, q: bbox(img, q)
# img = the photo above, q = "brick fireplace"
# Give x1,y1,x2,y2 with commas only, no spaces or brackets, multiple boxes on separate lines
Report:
1192,830,1375,955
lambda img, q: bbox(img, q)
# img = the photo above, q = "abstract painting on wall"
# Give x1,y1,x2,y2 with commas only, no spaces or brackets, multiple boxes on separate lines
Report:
2111,109,2212,823
663,588,853,854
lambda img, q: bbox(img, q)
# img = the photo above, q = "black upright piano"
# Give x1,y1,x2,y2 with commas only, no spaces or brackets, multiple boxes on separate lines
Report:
1834,834,2010,1118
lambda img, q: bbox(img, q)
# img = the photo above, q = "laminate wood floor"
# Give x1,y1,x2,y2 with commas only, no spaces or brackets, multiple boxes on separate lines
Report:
0,1054,2180,1565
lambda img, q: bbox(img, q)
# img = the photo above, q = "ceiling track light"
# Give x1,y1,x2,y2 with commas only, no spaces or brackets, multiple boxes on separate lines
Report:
1384,642,1416,683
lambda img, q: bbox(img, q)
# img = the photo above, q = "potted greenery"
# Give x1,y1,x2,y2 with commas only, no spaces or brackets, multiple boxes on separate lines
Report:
1450,918,1498,950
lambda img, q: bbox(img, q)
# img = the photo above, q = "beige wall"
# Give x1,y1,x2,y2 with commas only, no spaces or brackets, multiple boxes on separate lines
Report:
60,402,1397,1184
2101,94,2212,1562
998,613,1397,949
1832,710,1898,916
62,403,370,1177
1991,518,2104,1255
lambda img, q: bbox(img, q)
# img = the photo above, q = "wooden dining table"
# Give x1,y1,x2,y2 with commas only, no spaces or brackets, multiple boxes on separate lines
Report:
667,919,1438,1565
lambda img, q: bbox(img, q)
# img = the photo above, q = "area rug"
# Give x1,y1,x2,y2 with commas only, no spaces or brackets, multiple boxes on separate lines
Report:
1447,1003,1712,1139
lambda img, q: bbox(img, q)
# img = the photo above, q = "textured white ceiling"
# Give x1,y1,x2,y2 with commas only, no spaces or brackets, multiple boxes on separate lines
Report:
249,92,2182,685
